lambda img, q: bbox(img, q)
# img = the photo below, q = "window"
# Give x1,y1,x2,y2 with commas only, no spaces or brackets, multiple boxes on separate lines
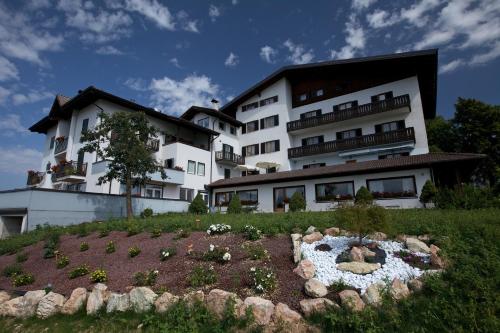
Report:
66,183,85,192
298,93,308,102
315,182,354,201
237,189,258,205
49,136,55,149
80,118,89,142
187,160,196,174
199,191,209,205
260,115,279,129
336,128,362,140
266,167,276,173
77,151,85,166
371,91,394,103
224,168,231,179
261,140,280,154
259,95,278,107
197,117,209,128
197,162,205,176
145,185,162,198
180,188,195,201
242,144,259,157
215,191,234,206
334,100,358,112
242,170,259,177
302,136,324,146
367,176,417,199
187,189,194,202
273,186,305,211
243,120,259,134
219,122,225,131
314,89,324,97
230,126,236,135
379,152,410,159
46,162,51,171
242,102,258,112
375,120,405,133
303,163,325,169
165,158,174,169
223,144,234,154
300,109,321,119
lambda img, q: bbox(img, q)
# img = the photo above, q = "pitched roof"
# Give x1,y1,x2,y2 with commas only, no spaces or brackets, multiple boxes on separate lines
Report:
180,106,243,127
208,153,485,188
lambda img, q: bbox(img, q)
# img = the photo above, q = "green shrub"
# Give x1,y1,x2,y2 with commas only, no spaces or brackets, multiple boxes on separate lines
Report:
126,222,141,237
160,247,176,261
141,208,154,218
289,192,306,212
75,223,89,238
188,265,217,287
16,252,28,263
227,194,242,214
188,193,208,214
337,204,388,244
173,229,190,240
12,273,34,287
244,243,269,260
202,245,231,264
150,228,162,238
80,242,89,252
420,180,438,204
355,186,373,205
69,264,90,279
133,269,158,286
243,225,262,241
43,232,60,259
105,241,116,254
3,263,23,277
128,246,141,258
435,184,500,209
56,255,70,269
98,229,110,238
249,267,276,294
90,269,107,283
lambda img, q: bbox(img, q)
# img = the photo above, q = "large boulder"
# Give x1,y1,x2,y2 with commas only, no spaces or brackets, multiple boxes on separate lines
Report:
293,259,316,279
324,227,340,236
87,283,110,315
244,297,275,326
368,232,387,241
183,290,204,307
273,302,302,323
299,298,338,317
0,290,46,318
304,279,328,298
154,292,179,313
430,244,440,255
349,247,364,262
0,297,23,317
337,262,381,274
302,232,323,244
408,279,424,292
206,289,244,319
362,283,384,305
36,292,65,319
0,291,11,304
61,288,88,315
305,226,317,235
406,238,430,254
291,234,302,264
431,252,446,269
390,278,410,300
338,290,365,312
106,293,130,313
129,287,157,312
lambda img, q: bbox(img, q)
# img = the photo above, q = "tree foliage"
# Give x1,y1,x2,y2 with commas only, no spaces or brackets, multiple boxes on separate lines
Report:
289,191,306,212
227,194,242,214
355,186,373,205
80,111,165,219
420,180,438,204
337,204,387,244
188,193,208,214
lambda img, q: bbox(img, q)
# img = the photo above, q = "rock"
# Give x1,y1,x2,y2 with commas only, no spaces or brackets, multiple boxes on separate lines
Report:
129,287,157,313
405,238,430,254
431,252,446,269
0,297,22,317
183,290,204,307
417,234,431,242
36,292,65,319
339,229,353,236
0,291,11,304
349,247,364,262
362,283,384,305
366,242,379,250
299,298,338,316
305,226,317,234
274,302,302,323
390,279,410,300
302,232,323,244
106,293,130,313
408,279,424,292
61,288,88,315
293,259,316,279
206,289,244,319
304,279,328,298
396,234,408,242
154,292,179,313
360,246,376,257
337,262,381,274
87,283,110,315
324,227,340,236
368,232,387,241
430,244,440,255
338,290,365,312
291,233,303,264
21,290,46,318
244,296,275,326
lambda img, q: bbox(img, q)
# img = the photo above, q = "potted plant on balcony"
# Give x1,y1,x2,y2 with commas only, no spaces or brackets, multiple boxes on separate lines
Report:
174,166,184,171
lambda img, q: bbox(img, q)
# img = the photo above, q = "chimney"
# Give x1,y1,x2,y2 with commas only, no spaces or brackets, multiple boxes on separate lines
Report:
211,98,219,110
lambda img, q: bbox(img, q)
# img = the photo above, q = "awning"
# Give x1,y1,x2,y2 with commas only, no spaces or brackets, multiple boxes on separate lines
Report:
256,162,280,169
234,164,259,171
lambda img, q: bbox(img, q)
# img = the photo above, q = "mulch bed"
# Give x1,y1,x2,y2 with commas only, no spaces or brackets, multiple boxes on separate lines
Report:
0,231,307,310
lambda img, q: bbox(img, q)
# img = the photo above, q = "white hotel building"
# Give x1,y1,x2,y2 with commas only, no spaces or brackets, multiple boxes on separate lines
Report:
25,50,482,213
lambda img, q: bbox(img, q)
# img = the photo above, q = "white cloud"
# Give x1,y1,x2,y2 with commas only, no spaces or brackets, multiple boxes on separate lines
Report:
439,59,465,74
95,45,124,55
330,14,365,60
283,39,314,64
0,146,42,174
224,52,239,67
0,56,19,81
400,0,441,28
25,0,51,10
209,4,221,22
124,77,149,91
170,57,181,68
469,41,500,65
124,0,175,30
260,46,278,63
11,90,53,105
177,10,199,33
0,87,11,104
232,0,238,5
366,9,399,28
0,114,27,136
352,0,377,11
414,29,454,50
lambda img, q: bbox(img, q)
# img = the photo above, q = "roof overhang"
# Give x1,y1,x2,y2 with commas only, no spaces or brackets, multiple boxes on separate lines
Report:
181,106,243,127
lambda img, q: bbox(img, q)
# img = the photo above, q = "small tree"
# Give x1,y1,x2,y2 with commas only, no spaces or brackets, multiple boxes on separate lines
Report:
355,186,373,205
337,204,387,245
289,191,306,212
189,193,208,214
227,194,242,214
80,111,165,219
420,180,438,204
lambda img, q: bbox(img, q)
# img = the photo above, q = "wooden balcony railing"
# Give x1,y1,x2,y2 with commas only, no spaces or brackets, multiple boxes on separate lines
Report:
147,138,160,152
287,94,411,132
215,151,245,165
26,171,45,186
53,162,88,180
288,127,415,158
54,137,69,154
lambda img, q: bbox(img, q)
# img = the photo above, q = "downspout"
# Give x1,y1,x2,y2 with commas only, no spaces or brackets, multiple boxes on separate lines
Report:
208,118,220,211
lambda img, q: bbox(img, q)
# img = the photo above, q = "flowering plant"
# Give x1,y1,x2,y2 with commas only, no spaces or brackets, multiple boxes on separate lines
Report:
249,267,277,294
202,244,231,264
90,269,107,283
160,247,176,261
128,246,141,258
133,269,158,286
243,225,262,241
206,224,231,235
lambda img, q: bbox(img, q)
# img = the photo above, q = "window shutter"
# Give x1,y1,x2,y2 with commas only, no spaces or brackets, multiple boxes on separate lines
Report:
318,136,324,143
242,147,246,157
317,109,322,116
333,105,339,112
355,128,362,136
242,124,246,134
386,91,394,99
397,120,405,129
371,95,379,103
375,124,382,133
352,101,358,107
300,113,305,120
302,138,307,146
261,142,266,154
260,118,265,129
255,144,259,155
275,140,280,151
274,115,279,126
336,132,342,140
255,120,259,130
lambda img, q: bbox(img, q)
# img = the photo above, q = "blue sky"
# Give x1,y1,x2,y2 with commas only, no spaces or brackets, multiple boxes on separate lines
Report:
0,0,499,190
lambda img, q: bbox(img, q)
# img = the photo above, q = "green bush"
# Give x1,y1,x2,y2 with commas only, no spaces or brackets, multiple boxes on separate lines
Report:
133,269,158,286
420,180,438,204
69,264,90,279
355,186,373,205
188,265,217,287
435,184,500,209
188,193,208,214
150,228,162,238
202,245,231,264
128,246,141,258
80,242,89,252
56,255,70,269
243,225,262,241
16,252,28,263
243,243,269,260
227,194,242,214
289,192,306,212
249,267,276,293
337,204,388,244
105,241,116,254
126,222,141,236
90,269,108,283
12,273,34,287
160,247,176,261
173,229,190,240
3,263,23,277
141,208,154,218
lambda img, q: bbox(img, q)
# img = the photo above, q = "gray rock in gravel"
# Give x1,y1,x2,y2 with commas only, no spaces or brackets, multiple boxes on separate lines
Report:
107,293,130,313
183,290,204,308
293,259,316,279
337,262,381,274
243,296,275,326
406,238,430,254
304,278,328,298
206,289,244,319
273,302,303,323
339,290,365,312
129,287,157,312
390,278,410,300
36,292,65,319
302,232,323,244
61,288,88,315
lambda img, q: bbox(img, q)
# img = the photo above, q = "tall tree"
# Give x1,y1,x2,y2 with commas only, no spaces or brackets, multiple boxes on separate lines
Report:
426,115,458,153
80,111,166,219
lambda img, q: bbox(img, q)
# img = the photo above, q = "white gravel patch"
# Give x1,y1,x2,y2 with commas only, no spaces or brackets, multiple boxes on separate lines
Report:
301,236,428,293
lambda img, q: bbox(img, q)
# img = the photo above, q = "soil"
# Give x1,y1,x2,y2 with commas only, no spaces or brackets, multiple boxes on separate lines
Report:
0,231,307,310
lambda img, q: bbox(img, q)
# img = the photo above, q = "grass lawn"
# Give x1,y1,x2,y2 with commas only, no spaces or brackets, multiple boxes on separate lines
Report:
0,209,499,332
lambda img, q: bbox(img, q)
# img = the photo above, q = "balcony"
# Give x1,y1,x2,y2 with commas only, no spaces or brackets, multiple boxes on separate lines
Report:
52,162,87,183
148,168,185,185
288,127,415,159
147,138,160,152
26,171,45,186
54,137,68,156
215,151,245,165
287,94,411,132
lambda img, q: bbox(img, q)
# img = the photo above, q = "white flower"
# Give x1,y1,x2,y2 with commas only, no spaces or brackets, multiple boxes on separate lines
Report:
166,252,169,256
223,252,231,261
209,244,215,252
207,230,211,234
154,270,159,275
250,267,256,272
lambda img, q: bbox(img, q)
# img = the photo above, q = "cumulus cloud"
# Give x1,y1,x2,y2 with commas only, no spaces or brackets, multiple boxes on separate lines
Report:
95,45,124,55
209,4,221,22
439,59,465,74
177,10,199,33
11,90,53,105
366,9,399,28
330,14,365,59
283,39,314,64
124,0,175,30
0,114,28,136
0,56,19,81
0,87,11,104
260,46,278,63
352,0,377,11
224,52,239,67
0,146,43,174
